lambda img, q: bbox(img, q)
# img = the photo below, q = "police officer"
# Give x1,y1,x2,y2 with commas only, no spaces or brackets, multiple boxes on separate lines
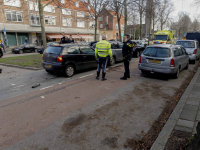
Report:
95,34,113,81
120,34,133,80
0,46,3,73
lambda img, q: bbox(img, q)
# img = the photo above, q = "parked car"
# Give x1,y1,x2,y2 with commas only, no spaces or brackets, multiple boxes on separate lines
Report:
176,40,200,64
42,44,98,77
12,43,37,54
138,44,190,78
131,40,144,58
92,41,124,65
37,42,59,54
88,41,98,47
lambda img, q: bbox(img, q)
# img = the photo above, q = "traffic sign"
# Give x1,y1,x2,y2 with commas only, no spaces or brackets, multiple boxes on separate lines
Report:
3,28,6,35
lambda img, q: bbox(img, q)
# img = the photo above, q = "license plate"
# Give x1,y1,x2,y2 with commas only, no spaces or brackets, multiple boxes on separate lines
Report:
45,64,52,68
150,60,161,64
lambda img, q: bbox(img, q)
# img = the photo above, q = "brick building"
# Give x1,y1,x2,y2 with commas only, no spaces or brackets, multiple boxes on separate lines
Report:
98,6,124,41
0,0,98,46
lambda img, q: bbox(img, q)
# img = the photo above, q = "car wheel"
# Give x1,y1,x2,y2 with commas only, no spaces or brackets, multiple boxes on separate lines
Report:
19,50,23,54
191,59,196,64
136,51,140,58
173,67,180,79
45,70,53,73
185,61,189,69
64,65,75,77
109,57,116,66
141,70,148,75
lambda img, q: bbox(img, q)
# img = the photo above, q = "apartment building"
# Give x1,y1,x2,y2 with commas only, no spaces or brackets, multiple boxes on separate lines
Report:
0,0,98,46
98,6,125,41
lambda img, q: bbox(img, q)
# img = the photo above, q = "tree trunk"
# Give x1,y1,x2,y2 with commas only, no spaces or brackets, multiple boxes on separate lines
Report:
139,13,142,40
116,2,122,42
38,0,47,49
124,0,127,35
94,0,97,41
152,14,155,39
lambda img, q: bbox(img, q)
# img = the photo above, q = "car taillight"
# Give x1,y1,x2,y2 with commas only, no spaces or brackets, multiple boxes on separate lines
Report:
57,56,63,62
170,58,175,67
42,54,44,59
153,41,156,44
193,49,197,54
134,45,137,47
139,56,141,63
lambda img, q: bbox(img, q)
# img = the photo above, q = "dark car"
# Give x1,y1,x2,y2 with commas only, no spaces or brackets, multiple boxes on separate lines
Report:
12,43,37,54
42,44,97,77
37,42,59,54
88,41,98,47
131,40,145,58
92,41,124,66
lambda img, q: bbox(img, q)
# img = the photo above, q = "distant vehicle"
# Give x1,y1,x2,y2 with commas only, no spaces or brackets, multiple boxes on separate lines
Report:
92,41,124,65
37,42,59,54
88,41,98,47
138,44,190,78
42,44,97,77
176,40,200,64
153,30,176,44
12,43,37,54
131,40,145,58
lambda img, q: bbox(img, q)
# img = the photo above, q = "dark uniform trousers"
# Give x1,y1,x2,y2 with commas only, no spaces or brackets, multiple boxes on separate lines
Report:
123,55,131,77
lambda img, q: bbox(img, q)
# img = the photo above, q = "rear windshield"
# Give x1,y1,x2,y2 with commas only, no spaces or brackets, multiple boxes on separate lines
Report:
176,41,195,48
45,46,62,55
143,47,171,57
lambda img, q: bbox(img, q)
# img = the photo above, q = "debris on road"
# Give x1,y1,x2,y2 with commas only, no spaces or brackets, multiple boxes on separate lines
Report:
32,84,40,88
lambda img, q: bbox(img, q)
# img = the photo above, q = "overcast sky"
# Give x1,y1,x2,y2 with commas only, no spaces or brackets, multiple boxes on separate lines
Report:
171,0,200,20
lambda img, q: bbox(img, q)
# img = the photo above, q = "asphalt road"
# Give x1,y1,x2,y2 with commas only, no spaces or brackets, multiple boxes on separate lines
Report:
1,58,199,150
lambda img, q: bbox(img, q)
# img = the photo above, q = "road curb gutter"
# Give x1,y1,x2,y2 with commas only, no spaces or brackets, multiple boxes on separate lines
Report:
150,67,200,150
0,63,42,70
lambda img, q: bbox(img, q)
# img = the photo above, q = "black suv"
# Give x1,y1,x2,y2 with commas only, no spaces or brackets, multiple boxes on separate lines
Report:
42,44,97,77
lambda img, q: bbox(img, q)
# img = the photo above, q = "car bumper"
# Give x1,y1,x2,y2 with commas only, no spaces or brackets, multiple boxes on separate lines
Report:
138,63,177,74
42,61,63,72
189,54,196,61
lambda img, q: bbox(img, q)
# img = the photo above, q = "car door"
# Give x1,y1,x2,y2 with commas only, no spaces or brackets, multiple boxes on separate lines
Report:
111,43,120,61
181,47,189,67
79,45,96,69
30,44,36,51
173,47,181,68
178,47,185,70
24,44,30,52
63,46,84,70
196,41,200,57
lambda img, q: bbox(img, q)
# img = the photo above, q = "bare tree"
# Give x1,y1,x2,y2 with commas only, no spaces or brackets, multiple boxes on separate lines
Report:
156,0,173,30
190,18,200,32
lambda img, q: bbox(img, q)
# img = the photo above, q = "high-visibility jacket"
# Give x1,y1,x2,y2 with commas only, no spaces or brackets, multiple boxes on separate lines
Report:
95,40,112,59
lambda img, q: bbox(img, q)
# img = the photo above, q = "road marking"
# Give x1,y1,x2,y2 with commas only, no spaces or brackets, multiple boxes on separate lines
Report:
13,85,25,89
79,73,94,79
11,84,15,86
40,85,53,90
41,96,45,98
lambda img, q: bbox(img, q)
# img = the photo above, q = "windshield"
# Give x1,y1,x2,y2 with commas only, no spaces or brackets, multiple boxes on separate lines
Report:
154,35,168,41
176,41,195,48
92,43,96,49
19,44,25,47
45,46,63,55
143,47,171,58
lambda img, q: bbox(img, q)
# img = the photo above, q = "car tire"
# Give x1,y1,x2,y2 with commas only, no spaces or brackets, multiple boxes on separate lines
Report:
19,50,23,54
109,57,116,66
45,70,53,73
141,70,148,75
191,59,196,64
173,67,180,79
64,65,75,77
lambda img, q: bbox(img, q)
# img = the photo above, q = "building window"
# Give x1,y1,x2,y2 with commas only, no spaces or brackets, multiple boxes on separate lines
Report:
100,24,103,29
77,20,85,28
29,1,34,10
45,16,56,25
35,3,39,11
116,23,118,30
6,11,23,22
44,5,55,13
62,18,72,27
99,17,103,21
89,21,95,28
74,2,79,7
4,0,21,7
59,0,65,4
62,9,71,15
30,14,40,26
121,25,124,30
106,16,108,25
77,12,85,17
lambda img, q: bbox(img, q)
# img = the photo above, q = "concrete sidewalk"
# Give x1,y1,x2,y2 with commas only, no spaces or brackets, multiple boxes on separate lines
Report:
151,67,200,150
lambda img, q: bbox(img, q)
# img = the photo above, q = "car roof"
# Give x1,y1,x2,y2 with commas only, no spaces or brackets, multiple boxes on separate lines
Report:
50,44,89,47
176,40,197,42
147,44,181,49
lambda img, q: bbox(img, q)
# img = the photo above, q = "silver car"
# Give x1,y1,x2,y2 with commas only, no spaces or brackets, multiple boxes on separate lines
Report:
176,40,200,64
138,44,190,78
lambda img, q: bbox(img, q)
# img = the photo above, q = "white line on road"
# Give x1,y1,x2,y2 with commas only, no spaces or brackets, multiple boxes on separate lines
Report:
13,85,25,89
41,96,45,98
40,85,53,90
79,73,94,79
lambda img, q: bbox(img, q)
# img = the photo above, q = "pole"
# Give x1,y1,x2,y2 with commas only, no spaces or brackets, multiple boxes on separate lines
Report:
38,0,47,49
124,0,127,35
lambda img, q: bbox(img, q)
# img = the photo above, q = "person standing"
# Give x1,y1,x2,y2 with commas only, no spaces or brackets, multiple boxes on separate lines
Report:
0,41,5,53
0,46,3,73
4,37,8,48
25,38,28,44
69,35,74,43
35,38,38,46
95,34,112,81
120,34,134,80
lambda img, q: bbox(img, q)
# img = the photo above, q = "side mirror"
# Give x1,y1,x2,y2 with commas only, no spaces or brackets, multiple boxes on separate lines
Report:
187,52,191,55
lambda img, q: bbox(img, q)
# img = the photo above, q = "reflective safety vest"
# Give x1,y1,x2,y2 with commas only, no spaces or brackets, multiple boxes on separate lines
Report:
95,40,113,59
